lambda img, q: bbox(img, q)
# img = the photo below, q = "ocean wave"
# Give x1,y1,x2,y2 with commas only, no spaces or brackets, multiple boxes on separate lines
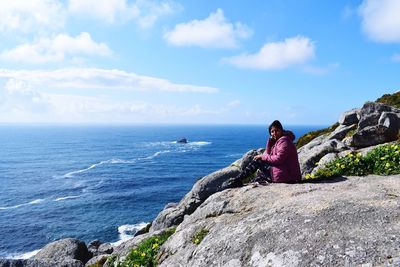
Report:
54,195,81,202
0,199,45,210
141,150,171,160
111,222,148,246
9,249,41,259
58,141,211,178
59,158,137,178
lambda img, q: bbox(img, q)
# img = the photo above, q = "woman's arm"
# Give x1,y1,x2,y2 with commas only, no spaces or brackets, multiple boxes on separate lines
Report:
261,137,291,165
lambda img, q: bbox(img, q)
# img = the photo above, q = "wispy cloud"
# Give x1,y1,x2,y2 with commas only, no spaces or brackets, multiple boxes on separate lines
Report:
164,9,252,49
391,53,400,62
0,33,112,64
0,68,219,93
223,36,315,70
0,0,65,33
358,0,400,43
68,0,180,28
0,78,221,123
227,100,241,108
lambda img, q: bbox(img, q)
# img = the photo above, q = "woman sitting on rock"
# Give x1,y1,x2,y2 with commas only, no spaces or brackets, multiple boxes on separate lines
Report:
223,120,301,188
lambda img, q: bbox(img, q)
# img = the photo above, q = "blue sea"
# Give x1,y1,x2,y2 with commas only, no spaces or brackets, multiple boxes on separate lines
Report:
0,124,320,258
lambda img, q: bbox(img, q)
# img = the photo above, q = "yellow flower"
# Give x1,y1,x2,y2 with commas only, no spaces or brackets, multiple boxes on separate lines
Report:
195,238,200,244
341,164,345,169
305,174,311,179
347,153,353,157
310,174,315,179
380,157,386,160
152,243,159,249
355,158,360,163
141,252,146,257
336,163,340,167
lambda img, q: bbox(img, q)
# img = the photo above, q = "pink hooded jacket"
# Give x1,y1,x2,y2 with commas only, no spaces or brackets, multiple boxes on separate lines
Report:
261,134,301,183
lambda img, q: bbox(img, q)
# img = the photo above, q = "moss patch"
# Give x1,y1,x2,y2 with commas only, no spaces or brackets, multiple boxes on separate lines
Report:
296,122,340,149
192,228,209,245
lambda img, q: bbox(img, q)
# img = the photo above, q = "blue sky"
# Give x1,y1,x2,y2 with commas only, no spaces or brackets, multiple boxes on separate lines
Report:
0,0,399,125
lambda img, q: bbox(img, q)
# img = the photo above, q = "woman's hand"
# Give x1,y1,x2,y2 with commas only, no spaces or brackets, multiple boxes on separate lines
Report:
253,154,263,161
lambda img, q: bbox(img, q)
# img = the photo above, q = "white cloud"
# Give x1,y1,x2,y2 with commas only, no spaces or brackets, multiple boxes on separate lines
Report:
223,36,315,70
164,9,252,48
0,68,219,93
0,0,65,33
0,79,50,114
391,53,400,62
68,0,179,28
227,100,241,108
0,78,221,123
0,33,112,64
359,0,400,43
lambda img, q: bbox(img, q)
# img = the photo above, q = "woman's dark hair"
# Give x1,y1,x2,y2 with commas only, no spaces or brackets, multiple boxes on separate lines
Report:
269,120,283,134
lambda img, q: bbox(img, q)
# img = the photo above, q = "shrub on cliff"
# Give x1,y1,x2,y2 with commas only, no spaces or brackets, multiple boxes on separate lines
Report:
305,142,400,179
376,91,400,108
109,227,175,267
296,123,339,149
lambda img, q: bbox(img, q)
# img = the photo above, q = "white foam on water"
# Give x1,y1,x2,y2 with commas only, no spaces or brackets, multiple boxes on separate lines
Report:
141,150,171,160
189,141,212,146
111,222,148,246
0,199,45,210
59,158,137,178
9,249,41,259
54,195,81,201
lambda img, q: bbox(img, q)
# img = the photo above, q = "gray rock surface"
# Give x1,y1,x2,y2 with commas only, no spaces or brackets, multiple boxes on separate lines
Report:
357,112,381,130
338,108,359,125
157,175,400,267
298,139,347,175
325,124,356,141
0,258,84,267
84,255,109,267
150,150,259,232
352,125,398,148
33,238,91,265
378,111,400,133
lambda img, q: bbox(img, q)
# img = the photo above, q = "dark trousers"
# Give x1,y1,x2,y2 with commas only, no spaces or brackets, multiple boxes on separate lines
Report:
236,159,271,182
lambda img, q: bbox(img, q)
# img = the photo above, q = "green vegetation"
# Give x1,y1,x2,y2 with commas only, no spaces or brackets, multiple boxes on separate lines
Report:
296,123,339,149
305,142,400,180
191,228,209,245
376,91,400,108
111,227,176,267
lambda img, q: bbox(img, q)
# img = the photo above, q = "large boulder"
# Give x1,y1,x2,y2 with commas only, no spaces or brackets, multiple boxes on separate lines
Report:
325,124,356,141
33,238,91,265
338,108,359,125
357,112,381,130
157,175,400,267
87,240,113,257
149,150,259,232
298,139,347,175
378,112,400,134
352,125,398,148
358,101,394,116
